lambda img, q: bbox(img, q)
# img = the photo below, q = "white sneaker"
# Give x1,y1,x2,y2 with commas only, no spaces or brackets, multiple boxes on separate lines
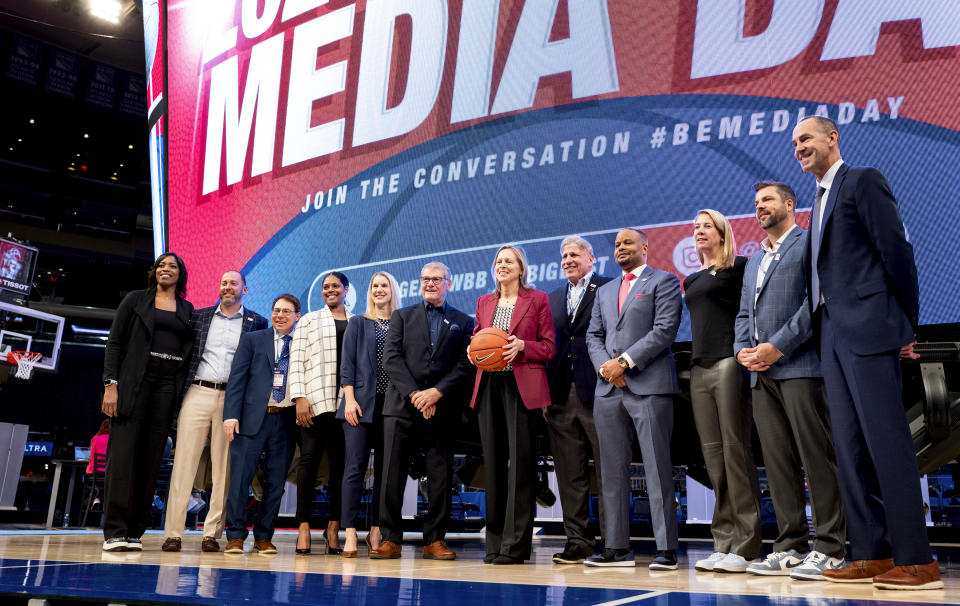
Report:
102,537,128,552
790,550,845,581
746,550,807,576
694,552,727,572
713,553,761,573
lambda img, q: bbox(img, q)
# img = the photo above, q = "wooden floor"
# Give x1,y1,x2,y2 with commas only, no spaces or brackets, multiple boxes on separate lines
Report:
0,531,956,605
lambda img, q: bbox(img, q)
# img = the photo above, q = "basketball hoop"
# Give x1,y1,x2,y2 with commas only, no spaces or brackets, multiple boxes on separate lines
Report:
7,351,42,380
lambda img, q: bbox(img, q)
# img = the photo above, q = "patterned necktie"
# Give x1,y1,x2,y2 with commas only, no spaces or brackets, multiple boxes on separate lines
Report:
272,334,291,402
809,186,826,310
618,273,635,314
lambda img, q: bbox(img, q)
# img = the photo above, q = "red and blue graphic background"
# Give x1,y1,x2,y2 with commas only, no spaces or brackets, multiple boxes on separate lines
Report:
158,1,960,337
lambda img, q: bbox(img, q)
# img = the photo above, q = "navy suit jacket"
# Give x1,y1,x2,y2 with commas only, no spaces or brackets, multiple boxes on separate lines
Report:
586,266,681,397
382,302,475,421
223,328,284,437
734,226,820,386
805,164,918,355
338,315,382,423
546,274,612,405
184,305,268,394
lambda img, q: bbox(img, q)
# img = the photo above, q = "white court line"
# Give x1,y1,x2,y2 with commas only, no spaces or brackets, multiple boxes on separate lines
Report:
593,590,669,606
0,561,86,570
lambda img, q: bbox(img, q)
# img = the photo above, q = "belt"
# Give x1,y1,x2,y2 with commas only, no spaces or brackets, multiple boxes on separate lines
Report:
150,351,184,362
193,379,226,391
266,406,291,414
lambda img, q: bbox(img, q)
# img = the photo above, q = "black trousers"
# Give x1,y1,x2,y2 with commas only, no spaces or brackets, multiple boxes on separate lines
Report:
379,413,453,545
103,357,179,540
296,411,345,524
341,393,384,528
477,372,538,561
546,382,603,551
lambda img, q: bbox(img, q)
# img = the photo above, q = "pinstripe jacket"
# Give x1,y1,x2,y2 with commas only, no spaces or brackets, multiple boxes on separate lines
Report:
734,225,820,387
289,305,352,417
184,304,269,395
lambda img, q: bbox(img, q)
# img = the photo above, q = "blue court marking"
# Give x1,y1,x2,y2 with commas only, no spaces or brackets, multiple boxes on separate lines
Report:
0,558,954,606
0,559,645,605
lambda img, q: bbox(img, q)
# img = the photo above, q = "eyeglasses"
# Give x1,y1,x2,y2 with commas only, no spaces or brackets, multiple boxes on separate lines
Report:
272,308,296,316
420,276,447,284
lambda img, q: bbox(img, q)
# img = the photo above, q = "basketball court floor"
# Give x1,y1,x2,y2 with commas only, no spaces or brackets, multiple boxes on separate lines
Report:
0,530,955,605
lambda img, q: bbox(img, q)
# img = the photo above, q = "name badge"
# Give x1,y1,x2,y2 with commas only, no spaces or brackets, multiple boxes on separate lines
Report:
273,373,285,388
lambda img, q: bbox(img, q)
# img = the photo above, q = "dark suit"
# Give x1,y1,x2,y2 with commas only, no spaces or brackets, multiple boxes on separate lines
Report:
586,267,681,551
338,315,387,528
102,288,194,541
470,288,556,560
806,163,929,565
223,328,296,542
379,301,475,545
734,227,844,557
545,273,611,552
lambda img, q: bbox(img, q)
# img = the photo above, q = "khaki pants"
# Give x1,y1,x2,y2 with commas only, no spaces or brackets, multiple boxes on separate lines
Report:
163,385,230,539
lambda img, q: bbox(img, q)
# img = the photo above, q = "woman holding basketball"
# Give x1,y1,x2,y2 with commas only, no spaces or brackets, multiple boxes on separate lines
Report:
468,245,556,564
337,271,402,556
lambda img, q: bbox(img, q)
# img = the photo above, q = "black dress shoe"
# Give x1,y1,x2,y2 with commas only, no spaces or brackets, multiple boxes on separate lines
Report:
553,543,591,564
484,553,498,564
492,554,521,565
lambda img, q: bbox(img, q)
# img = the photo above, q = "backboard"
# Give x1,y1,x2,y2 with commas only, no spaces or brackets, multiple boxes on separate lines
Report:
0,301,65,374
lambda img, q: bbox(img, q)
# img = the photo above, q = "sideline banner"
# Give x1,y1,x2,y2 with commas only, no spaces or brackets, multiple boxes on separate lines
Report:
162,1,960,333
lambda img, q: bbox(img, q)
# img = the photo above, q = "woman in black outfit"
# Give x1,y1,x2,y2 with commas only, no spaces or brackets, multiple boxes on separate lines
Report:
101,252,194,551
683,209,762,573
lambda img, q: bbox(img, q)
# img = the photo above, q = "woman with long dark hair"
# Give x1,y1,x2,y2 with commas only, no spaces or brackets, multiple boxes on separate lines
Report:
101,252,194,551
289,271,350,554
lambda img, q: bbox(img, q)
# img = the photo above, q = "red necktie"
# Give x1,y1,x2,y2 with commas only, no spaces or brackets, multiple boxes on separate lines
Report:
618,273,635,314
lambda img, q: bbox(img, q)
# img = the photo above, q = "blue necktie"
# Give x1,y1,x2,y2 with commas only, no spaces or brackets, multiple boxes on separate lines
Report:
272,334,291,402
809,186,826,310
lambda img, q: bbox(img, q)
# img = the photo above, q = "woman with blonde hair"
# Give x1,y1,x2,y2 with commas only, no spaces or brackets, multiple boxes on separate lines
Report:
683,209,761,573
468,245,556,564
338,271,403,556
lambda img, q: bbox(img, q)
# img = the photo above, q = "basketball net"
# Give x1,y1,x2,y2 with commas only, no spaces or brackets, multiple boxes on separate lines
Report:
9,351,42,380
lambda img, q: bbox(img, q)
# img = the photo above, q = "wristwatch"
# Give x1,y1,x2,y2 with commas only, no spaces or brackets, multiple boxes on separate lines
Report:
616,356,629,370
103,379,117,386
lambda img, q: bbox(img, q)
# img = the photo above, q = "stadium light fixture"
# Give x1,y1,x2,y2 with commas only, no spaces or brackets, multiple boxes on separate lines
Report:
89,0,122,25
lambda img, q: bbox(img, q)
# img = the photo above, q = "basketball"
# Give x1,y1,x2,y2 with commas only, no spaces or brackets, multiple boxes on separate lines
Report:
470,327,510,372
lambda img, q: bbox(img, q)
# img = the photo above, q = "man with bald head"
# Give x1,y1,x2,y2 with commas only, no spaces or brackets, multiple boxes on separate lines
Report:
162,271,268,552
792,116,941,589
585,228,681,570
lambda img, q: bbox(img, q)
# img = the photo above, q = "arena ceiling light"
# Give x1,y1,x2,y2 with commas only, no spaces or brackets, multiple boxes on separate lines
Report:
89,0,122,24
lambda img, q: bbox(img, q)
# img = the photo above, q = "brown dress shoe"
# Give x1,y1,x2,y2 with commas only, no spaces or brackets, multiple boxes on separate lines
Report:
423,540,456,560
369,540,402,559
201,538,220,553
224,539,245,554
254,540,278,554
161,537,181,552
873,561,944,590
823,558,894,583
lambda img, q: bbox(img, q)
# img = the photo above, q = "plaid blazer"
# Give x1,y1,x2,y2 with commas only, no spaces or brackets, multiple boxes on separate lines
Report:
289,305,352,417
734,226,820,386
184,305,269,395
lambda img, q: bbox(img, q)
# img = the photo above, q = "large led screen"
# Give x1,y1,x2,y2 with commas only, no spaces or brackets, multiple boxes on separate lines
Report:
163,0,960,336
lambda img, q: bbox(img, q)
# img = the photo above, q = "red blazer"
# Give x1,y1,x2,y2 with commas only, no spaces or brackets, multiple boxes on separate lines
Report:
469,287,556,410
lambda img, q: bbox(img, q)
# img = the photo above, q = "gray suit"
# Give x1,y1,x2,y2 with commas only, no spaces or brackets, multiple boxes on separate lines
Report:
586,266,681,551
734,226,845,557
